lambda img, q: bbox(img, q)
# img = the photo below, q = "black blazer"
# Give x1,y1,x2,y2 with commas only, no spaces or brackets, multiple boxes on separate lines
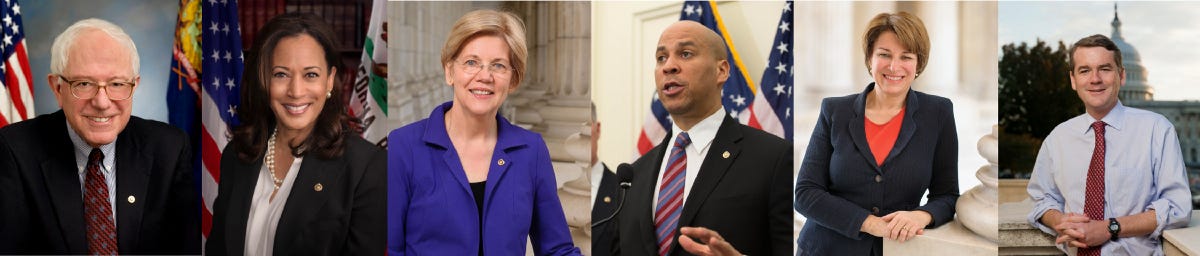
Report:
0,110,199,254
615,115,793,256
794,83,959,256
592,163,619,256
207,134,386,255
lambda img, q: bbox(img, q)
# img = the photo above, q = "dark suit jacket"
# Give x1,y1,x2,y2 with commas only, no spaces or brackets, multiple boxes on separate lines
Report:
794,83,959,256
616,115,793,256
0,110,199,254
207,134,386,255
592,163,619,256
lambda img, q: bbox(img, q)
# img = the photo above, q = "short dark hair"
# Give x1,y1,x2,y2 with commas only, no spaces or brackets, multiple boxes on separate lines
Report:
232,13,354,162
863,12,930,76
1068,34,1124,73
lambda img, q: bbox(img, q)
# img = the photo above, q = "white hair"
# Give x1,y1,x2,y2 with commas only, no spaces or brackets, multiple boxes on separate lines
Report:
49,18,140,76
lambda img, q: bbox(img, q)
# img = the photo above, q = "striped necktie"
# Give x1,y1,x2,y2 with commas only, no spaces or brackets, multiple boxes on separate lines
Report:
655,132,690,256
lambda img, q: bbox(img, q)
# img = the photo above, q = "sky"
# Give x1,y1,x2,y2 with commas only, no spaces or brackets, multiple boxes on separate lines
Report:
999,1,1200,101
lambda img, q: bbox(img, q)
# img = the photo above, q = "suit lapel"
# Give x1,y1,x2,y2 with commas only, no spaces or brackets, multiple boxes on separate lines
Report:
849,85,882,174
882,90,921,166
41,113,86,252
675,115,742,250
224,158,259,254
274,156,344,253
115,131,149,251
41,153,86,252
635,135,669,255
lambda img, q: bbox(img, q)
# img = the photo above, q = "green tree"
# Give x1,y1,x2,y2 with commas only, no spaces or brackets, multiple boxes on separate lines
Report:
998,40,1084,177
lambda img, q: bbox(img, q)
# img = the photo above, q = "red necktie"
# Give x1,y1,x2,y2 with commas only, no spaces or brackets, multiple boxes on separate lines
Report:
84,148,117,255
655,132,690,256
1080,121,1106,256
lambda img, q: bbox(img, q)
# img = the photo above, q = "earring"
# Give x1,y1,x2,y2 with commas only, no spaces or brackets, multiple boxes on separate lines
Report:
326,91,331,98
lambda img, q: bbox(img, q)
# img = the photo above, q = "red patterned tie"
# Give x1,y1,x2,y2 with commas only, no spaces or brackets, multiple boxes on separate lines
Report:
1080,121,1106,256
84,148,117,255
655,132,690,256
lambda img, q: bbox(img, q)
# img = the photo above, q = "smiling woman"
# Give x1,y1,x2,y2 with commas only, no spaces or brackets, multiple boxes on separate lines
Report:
206,12,386,256
387,9,581,256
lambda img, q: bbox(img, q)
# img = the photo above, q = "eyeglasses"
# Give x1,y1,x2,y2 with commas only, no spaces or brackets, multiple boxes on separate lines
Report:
457,58,512,77
57,75,137,101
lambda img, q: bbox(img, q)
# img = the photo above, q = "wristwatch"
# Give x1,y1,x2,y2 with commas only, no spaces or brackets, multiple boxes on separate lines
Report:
1108,218,1121,242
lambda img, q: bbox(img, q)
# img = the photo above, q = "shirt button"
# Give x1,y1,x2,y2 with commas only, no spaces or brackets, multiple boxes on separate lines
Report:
875,175,882,183
872,207,880,214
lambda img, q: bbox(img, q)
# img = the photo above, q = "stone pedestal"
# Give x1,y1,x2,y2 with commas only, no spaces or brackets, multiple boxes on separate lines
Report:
1163,210,1200,256
998,200,1061,255
883,220,998,255
957,125,999,241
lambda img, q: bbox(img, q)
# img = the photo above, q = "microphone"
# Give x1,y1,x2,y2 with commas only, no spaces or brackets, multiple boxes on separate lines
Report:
592,163,633,228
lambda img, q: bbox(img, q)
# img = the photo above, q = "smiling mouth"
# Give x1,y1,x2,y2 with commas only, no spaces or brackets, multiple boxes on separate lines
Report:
469,89,494,95
87,116,112,123
283,103,311,114
884,74,904,81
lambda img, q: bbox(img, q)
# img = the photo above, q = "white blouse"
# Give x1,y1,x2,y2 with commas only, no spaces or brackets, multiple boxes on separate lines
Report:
244,156,303,256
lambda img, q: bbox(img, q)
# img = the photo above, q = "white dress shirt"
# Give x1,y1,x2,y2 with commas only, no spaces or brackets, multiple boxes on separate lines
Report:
245,156,303,256
652,108,726,211
1028,102,1193,255
67,120,118,225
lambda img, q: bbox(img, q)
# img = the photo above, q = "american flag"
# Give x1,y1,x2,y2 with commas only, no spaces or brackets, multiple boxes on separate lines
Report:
351,0,388,147
199,0,244,242
636,0,792,155
0,0,31,128
751,1,793,141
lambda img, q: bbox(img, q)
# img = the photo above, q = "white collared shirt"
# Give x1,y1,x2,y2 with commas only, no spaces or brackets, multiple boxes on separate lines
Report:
245,155,303,256
67,120,118,225
652,108,726,211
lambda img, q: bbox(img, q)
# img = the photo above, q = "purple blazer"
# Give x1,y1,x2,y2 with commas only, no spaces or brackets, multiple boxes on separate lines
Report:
387,101,580,255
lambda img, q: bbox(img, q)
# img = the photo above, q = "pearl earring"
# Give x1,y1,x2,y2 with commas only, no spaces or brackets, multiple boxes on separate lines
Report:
326,91,331,98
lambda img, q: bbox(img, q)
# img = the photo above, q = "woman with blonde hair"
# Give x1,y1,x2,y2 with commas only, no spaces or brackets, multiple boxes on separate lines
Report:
387,9,581,255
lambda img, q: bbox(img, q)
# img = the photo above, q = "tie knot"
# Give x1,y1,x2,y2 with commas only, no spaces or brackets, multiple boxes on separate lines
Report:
674,132,692,148
1092,121,1106,135
88,148,104,165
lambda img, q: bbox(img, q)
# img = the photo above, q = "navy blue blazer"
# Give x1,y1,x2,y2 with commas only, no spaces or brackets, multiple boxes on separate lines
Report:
387,101,580,255
794,83,959,256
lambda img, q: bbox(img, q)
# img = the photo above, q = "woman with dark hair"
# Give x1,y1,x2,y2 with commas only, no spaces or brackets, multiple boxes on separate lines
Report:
207,13,386,255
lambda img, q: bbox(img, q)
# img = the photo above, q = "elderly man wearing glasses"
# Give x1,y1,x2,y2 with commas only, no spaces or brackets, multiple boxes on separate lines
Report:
0,18,199,254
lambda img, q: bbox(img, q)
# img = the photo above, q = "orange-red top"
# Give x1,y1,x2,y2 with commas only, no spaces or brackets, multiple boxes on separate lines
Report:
865,108,905,167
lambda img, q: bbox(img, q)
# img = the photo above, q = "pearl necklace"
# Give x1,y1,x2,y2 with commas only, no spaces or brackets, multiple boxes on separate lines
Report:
266,128,283,190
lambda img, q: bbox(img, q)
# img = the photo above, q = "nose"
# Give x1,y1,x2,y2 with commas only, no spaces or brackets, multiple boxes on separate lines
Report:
473,68,494,84
89,87,114,109
286,77,303,98
661,58,680,75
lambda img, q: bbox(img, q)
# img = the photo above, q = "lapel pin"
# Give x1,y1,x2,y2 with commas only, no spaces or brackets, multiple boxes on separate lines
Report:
127,195,135,204
314,183,324,192
498,159,506,166
722,151,730,159
603,196,612,203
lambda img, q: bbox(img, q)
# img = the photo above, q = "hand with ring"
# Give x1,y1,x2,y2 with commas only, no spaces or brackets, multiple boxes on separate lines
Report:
882,210,933,242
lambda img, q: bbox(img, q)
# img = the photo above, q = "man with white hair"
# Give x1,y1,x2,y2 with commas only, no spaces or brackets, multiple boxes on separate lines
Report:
0,18,199,254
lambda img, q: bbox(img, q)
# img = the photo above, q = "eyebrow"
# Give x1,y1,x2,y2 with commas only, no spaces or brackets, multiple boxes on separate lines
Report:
272,66,325,71
460,54,509,63
657,40,700,53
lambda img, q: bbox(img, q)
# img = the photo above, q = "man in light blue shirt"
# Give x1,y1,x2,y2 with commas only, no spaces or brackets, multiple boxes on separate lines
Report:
1028,34,1192,255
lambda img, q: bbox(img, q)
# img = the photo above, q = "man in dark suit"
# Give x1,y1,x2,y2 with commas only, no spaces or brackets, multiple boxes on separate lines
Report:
613,20,793,256
0,18,199,254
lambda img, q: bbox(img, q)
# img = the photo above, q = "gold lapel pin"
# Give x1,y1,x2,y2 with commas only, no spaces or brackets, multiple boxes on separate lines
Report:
603,196,612,203
722,151,731,159
127,195,135,204
498,159,506,166
314,183,324,192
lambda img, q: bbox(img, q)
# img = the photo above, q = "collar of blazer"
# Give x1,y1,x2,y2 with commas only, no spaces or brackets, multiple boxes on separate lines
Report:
39,110,152,252
419,101,528,216
850,83,921,173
